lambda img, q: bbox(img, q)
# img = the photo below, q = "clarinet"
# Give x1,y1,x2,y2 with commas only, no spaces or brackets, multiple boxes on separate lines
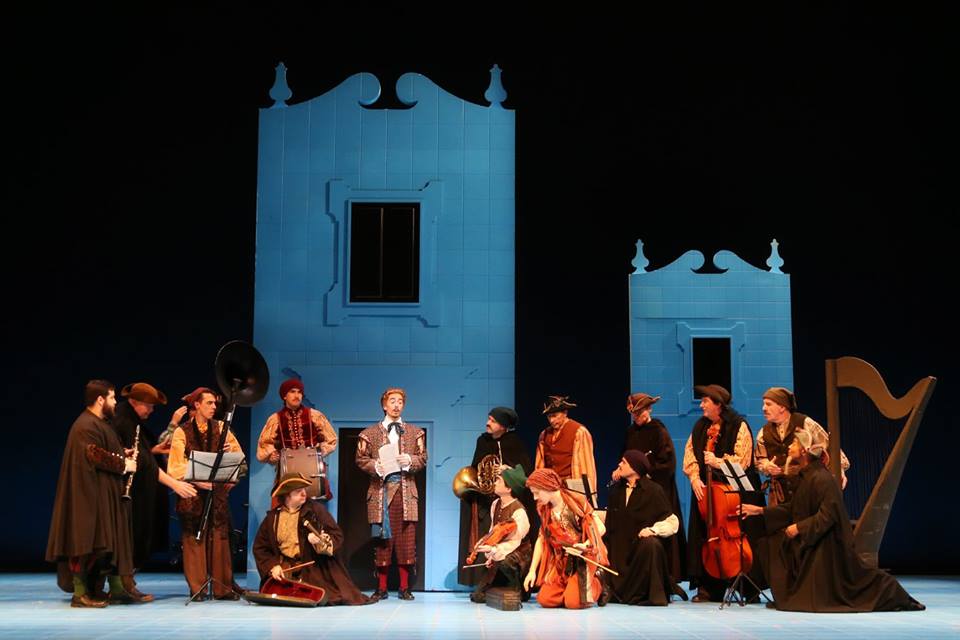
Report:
122,424,140,501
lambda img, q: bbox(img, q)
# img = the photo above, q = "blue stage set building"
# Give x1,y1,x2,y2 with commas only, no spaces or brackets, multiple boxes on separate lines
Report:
628,240,793,521
248,65,515,590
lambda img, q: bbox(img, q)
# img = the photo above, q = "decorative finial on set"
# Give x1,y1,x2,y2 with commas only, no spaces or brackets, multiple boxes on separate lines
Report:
484,64,507,108
631,239,650,273
269,62,292,109
766,238,785,273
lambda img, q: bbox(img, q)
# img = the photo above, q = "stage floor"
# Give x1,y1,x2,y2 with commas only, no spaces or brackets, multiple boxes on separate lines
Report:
0,574,957,639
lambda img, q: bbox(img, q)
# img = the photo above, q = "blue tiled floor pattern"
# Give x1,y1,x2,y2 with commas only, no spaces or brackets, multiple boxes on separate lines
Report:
0,574,956,639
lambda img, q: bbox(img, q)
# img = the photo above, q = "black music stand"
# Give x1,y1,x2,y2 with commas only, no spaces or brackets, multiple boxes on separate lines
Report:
185,341,269,605
717,460,772,609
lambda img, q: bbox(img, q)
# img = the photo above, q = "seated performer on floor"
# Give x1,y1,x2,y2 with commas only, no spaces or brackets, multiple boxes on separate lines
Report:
601,450,684,606
468,464,533,604
252,472,372,605
740,431,924,613
522,468,608,609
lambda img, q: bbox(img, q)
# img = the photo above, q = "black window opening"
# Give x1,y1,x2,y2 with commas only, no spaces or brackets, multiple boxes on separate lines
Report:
692,337,732,397
349,203,420,303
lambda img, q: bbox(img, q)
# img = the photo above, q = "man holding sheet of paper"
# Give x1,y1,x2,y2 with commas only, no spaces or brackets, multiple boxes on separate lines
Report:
355,388,427,602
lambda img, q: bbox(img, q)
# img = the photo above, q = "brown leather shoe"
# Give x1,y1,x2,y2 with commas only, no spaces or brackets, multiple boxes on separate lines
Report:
71,593,108,608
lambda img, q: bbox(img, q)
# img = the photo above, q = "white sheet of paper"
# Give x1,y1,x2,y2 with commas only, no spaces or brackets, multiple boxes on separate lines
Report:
378,441,401,475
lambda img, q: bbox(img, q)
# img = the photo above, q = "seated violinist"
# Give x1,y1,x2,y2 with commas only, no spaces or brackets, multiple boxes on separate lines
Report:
522,468,609,609
468,465,533,603
252,473,372,605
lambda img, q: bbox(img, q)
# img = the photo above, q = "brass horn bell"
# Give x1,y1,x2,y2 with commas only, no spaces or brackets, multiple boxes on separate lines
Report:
452,465,481,498
452,454,501,499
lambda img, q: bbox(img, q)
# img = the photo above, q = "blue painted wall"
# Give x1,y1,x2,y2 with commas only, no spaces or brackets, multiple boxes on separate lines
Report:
249,67,515,590
628,241,793,522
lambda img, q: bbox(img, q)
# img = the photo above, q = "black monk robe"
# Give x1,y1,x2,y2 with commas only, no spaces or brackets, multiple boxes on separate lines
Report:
621,417,687,581
253,501,372,605
111,401,166,568
603,477,676,605
759,460,921,612
46,410,134,590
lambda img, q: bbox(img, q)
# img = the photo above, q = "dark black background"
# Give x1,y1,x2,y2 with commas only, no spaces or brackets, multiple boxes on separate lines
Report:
3,4,955,573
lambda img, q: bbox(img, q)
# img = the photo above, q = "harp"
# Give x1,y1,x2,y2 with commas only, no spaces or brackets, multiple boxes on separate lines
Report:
824,356,936,568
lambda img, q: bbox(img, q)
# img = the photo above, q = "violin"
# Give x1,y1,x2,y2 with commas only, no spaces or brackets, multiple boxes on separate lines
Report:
466,520,517,564
697,424,752,579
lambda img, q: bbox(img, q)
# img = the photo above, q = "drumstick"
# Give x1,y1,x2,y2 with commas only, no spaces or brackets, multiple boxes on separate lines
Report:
280,560,315,574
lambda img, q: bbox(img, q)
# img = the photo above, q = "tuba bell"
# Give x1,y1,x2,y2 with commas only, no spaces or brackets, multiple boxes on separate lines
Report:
452,454,501,499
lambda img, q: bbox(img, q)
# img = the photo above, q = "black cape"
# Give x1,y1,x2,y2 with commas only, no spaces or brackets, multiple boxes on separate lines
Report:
457,430,536,585
111,401,167,568
622,417,687,580
253,501,372,605
603,477,676,605
760,460,920,612
46,410,134,589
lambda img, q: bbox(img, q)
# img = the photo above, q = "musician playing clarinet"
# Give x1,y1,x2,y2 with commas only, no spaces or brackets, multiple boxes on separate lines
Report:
256,379,338,499
252,472,372,605
109,382,196,602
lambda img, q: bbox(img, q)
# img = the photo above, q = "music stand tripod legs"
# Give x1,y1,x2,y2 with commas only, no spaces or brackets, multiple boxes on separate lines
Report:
719,491,772,609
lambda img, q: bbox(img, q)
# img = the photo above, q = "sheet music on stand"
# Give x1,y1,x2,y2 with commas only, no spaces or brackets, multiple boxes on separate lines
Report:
185,451,245,483
564,478,598,508
720,460,754,492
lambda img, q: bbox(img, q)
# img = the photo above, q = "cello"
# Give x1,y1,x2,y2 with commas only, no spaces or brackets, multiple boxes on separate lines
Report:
697,424,752,579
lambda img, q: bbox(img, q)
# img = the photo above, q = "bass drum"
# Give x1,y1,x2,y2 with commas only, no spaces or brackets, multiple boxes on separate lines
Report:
279,447,329,499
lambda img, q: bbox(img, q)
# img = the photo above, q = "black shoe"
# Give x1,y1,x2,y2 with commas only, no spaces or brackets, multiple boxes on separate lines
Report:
672,583,689,602
107,589,137,605
597,588,610,607
71,593,108,608
215,591,240,601
398,588,415,601
902,598,926,611
370,589,388,601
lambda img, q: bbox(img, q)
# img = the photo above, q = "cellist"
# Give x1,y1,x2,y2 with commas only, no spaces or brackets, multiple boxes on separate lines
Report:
682,385,764,602
467,465,533,603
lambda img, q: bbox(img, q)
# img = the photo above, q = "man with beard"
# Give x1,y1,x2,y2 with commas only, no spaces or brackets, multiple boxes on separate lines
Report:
458,406,535,587
740,430,924,612
755,386,850,507
256,379,338,500
109,382,197,602
614,392,686,582
46,380,137,607
601,451,681,606
167,387,244,600
252,473,372,605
